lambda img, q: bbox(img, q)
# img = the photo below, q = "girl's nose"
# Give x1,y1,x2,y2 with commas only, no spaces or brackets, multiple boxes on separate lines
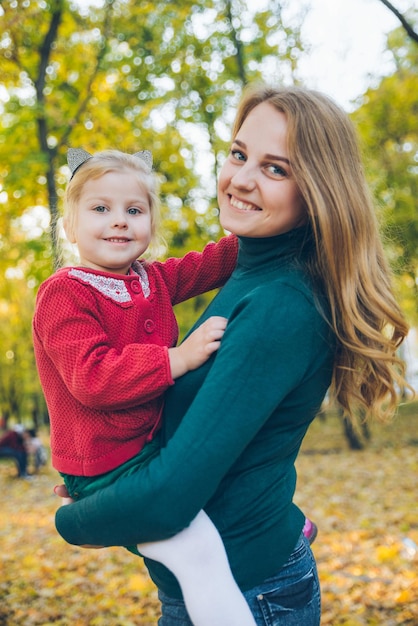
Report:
111,212,128,228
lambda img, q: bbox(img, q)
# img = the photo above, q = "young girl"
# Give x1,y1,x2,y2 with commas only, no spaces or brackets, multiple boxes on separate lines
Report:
33,148,257,626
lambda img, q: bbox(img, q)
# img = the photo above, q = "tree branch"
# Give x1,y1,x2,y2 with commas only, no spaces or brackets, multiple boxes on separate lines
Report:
59,0,114,148
35,0,64,105
225,0,247,85
377,0,418,44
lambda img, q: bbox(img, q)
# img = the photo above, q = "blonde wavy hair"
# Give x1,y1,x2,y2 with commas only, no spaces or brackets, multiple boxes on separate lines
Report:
233,84,412,421
63,149,162,258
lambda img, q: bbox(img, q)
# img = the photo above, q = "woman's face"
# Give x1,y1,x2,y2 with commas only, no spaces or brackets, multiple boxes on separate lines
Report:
218,102,306,238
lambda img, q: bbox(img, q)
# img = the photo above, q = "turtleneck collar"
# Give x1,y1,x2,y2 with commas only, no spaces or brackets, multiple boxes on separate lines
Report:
236,225,314,270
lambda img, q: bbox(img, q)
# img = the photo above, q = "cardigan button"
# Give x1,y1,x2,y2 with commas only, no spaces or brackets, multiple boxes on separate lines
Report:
131,280,141,293
144,319,155,333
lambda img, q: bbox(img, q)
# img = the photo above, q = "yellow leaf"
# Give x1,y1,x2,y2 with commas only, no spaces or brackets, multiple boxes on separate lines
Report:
128,573,153,592
375,545,399,562
396,589,413,603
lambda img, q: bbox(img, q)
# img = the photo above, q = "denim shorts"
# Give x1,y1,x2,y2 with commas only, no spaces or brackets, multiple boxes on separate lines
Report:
157,534,321,625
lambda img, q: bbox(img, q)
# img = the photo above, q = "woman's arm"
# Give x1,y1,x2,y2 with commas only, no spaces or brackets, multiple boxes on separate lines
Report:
55,288,326,546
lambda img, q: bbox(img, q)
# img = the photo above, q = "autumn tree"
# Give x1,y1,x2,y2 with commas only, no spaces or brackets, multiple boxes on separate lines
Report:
0,0,306,424
352,16,418,322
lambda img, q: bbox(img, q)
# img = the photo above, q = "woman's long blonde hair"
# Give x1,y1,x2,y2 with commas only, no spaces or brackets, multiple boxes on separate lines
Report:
233,84,411,421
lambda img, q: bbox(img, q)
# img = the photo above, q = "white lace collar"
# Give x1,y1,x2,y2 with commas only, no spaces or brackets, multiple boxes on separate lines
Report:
68,263,150,304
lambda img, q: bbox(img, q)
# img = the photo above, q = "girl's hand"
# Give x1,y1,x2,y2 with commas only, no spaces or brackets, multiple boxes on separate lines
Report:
53,484,74,505
168,316,228,379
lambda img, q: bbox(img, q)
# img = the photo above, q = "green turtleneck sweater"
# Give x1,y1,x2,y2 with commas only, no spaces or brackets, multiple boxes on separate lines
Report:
55,227,335,596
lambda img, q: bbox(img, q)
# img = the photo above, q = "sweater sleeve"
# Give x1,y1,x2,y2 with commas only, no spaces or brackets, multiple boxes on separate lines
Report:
55,287,322,545
33,278,173,410
153,235,238,304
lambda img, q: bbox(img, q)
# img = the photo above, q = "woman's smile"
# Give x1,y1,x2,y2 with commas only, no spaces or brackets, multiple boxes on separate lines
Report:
229,195,262,211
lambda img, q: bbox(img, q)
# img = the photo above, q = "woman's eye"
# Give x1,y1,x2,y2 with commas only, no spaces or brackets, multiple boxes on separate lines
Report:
231,149,246,162
267,164,287,179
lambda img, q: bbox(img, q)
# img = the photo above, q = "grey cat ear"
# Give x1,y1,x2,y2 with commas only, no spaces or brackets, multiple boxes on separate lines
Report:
67,148,93,177
133,150,153,171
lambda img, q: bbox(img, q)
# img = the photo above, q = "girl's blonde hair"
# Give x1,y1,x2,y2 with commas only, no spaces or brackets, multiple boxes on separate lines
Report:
233,84,411,421
64,149,162,257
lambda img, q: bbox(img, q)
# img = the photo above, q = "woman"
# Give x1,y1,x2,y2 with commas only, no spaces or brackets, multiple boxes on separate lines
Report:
55,85,409,624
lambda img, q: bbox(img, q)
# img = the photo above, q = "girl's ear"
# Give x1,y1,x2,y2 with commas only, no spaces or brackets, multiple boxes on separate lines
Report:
63,218,76,244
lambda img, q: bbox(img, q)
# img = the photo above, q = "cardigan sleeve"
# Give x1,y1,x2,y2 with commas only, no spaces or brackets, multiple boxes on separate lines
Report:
152,235,238,305
55,285,326,545
33,278,173,410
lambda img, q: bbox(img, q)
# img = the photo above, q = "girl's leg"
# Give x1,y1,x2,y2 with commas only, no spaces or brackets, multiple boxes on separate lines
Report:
157,534,320,626
138,510,256,626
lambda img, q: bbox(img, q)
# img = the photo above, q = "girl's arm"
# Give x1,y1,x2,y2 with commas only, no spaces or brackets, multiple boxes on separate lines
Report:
33,278,173,410
34,280,227,409
154,235,238,305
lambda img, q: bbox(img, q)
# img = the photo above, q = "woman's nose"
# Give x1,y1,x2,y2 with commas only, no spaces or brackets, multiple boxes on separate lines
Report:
231,163,257,190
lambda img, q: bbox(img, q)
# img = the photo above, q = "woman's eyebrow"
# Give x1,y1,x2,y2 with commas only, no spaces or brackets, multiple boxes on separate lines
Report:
233,139,290,165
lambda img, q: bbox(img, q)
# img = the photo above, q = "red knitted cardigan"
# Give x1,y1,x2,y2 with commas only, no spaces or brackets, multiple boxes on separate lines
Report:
33,236,238,476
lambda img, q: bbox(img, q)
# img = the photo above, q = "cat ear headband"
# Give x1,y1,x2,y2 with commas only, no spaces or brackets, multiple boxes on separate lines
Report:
67,148,153,179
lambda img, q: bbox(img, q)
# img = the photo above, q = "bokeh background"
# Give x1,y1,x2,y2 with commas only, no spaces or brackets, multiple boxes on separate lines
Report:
0,1,417,624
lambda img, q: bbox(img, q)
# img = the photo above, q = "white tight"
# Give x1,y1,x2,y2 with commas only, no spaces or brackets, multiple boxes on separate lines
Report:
138,510,256,626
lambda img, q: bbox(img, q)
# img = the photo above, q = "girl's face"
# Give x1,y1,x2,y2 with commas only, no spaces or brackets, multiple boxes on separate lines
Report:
218,102,306,238
67,170,152,275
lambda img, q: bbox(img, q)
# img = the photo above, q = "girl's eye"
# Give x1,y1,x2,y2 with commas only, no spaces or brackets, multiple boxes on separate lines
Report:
231,149,246,162
127,207,141,215
93,205,107,212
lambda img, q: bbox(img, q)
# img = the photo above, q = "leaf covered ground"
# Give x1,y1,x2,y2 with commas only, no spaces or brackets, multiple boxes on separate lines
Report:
1,402,417,626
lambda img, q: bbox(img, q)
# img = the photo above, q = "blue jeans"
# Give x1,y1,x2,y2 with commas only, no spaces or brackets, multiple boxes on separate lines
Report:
158,534,321,625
